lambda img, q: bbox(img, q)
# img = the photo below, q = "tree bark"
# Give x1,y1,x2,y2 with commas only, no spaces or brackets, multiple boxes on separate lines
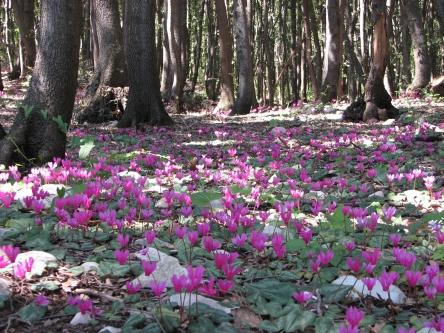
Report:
118,0,173,127
403,0,431,89
160,3,173,100
232,0,255,115
215,0,235,110
321,0,343,102
190,0,205,94
11,0,36,69
302,0,320,100
205,0,218,101
0,0,82,166
362,0,398,121
167,0,186,113
88,0,127,94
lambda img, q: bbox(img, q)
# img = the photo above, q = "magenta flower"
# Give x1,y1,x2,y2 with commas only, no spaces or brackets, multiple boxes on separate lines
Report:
395,250,416,269
126,281,142,295
362,277,376,291
389,234,402,247
175,226,187,239
346,257,361,273
171,274,187,293
362,248,381,265
117,233,130,248
345,306,364,328
142,260,157,276
405,271,422,288
432,276,444,293
292,291,313,305
144,230,156,245
35,294,49,306
344,241,355,252
202,236,221,252
78,298,93,315
232,233,247,247
382,206,396,221
1,245,20,263
397,327,416,333
317,249,334,266
114,249,129,265
0,256,9,269
217,279,234,294
150,280,167,298
378,271,399,291
425,262,439,279
187,231,199,245
186,265,205,292
250,231,267,252
300,228,313,245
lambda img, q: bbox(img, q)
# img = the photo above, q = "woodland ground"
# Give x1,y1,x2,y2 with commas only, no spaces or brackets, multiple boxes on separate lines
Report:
0,75,443,333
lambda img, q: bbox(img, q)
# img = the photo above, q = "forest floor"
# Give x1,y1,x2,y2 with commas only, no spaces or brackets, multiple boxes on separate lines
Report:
0,77,443,333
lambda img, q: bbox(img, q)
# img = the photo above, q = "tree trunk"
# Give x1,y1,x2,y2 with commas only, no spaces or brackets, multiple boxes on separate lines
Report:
384,0,397,97
190,0,205,94
302,0,320,100
321,0,343,102
88,0,127,94
11,0,36,69
205,0,218,101
231,0,255,115
215,0,235,111
362,0,398,121
160,3,173,100
400,2,412,87
434,0,444,74
0,0,82,166
167,0,186,113
118,0,173,127
359,0,369,73
81,0,92,62
403,0,431,89
290,0,300,102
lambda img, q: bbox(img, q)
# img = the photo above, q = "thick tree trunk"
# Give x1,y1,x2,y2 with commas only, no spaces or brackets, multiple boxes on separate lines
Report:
403,0,431,89
167,0,186,113
215,0,235,111
88,0,127,94
321,0,343,102
11,0,36,69
400,3,412,87
118,0,173,127
232,0,255,115
362,0,398,121
0,0,82,166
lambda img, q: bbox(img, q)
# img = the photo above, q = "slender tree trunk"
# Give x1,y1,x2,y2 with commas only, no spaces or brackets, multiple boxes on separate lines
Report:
4,0,15,72
161,4,173,100
231,0,255,115
400,2,412,87
302,0,320,100
205,0,218,100
290,0,300,102
434,0,444,74
118,0,173,127
321,0,343,102
362,0,398,121
359,0,369,73
263,0,275,104
215,0,235,110
81,0,92,62
384,0,397,97
190,0,205,94
403,0,431,89
0,0,82,166
11,0,36,69
167,0,186,113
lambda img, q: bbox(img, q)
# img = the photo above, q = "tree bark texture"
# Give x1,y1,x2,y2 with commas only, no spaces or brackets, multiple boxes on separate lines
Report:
0,0,82,166
118,0,173,127
11,0,36,68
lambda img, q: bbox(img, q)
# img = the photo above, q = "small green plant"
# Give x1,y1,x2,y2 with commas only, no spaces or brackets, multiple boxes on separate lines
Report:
20,103,34,119
52,115,68,134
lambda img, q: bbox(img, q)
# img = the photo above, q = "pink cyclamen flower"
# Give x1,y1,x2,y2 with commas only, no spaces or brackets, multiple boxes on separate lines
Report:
0,256,9,269
187,231,199,245
171,274,187,293
362,277,376,291
250,231,267,252
1,245,20,263
142,260,157,276
346,257,361,273
117,233,130,248
317,249,334,266
232,233,248,247
389,234,402,247
144,230,156,245
382,206,396,221
150,280,167,298
217,279,234,294
292,291,313,305
126,281,142,294
35,294,49,306
378,271,399,291
405,271,422,288
202,236,221,252
345,306,364,328
300,228,313,245
114,249,129,265
344,241,355,252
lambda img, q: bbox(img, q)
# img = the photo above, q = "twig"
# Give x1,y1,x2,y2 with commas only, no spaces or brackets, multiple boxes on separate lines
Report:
74,288,120,303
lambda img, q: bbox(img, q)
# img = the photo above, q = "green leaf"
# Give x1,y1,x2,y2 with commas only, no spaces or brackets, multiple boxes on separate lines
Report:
18,303,47,322
246,280,296,305
79,137,95,160
319,285,353,303
433,245,444,261
276,309,315,332
259,320,281,332
315,317,338,333
286,238,306,253
97,261,130,277
191,191,222,208
327,205,349,230
31,281,60,292
188,317,216,333
52,115,68,134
